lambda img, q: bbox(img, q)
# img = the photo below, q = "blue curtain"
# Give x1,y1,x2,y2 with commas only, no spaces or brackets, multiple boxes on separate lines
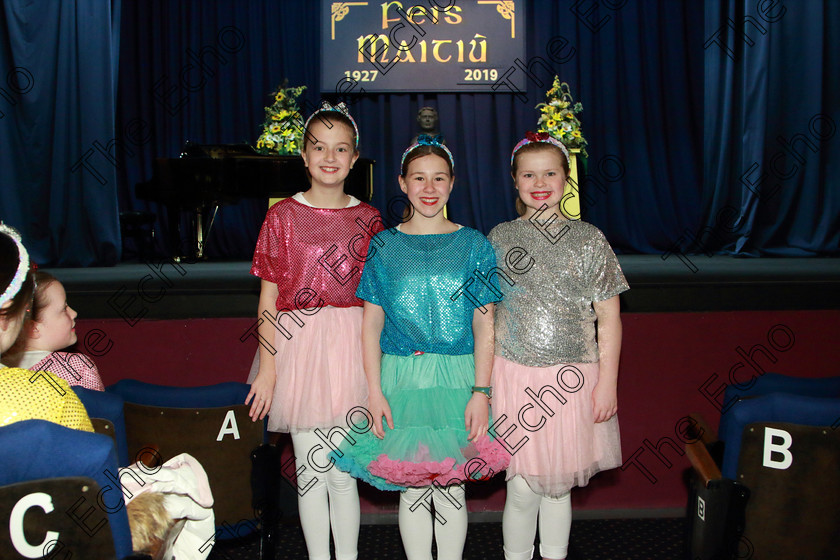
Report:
0,0,122,266
114,0,309,259
114,0,704,259
704,0,840,256
3,0,836,264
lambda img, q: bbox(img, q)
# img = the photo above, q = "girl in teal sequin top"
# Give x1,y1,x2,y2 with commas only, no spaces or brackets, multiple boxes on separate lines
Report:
331,138,509,560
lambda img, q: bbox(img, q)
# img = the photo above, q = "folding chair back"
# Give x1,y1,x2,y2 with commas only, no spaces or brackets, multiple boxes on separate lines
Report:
0,420,133,558
719,394,840,558
0,477,116,559
109,380,266,538
123,401,264,528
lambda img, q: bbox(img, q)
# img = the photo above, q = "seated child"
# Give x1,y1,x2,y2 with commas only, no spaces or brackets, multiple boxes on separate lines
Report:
0,226,212,558
1,230,94,431
5,270,104,390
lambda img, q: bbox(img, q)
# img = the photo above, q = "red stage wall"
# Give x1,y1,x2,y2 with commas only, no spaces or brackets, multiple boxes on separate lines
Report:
76,310,840,515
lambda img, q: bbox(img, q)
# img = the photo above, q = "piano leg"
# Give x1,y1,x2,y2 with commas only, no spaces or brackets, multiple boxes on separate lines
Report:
204,205,219,258
196,207,204,259
193,204,219,260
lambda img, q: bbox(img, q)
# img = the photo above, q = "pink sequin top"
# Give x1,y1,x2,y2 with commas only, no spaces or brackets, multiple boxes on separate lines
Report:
251,196,384,310
16,351,105,391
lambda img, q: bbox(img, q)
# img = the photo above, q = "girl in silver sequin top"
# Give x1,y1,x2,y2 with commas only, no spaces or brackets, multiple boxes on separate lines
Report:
488,135,629,560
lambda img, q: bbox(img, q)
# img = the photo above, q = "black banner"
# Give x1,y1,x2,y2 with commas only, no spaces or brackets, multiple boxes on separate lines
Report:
321,1,526,93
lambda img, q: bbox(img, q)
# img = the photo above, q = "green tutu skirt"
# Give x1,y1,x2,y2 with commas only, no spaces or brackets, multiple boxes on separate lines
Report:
330,352,510,490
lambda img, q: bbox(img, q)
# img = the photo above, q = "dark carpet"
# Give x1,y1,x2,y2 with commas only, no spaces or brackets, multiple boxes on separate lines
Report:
208,517,687,559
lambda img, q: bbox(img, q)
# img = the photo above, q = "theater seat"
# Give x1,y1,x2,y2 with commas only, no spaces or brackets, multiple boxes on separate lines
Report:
0,420,132,559
687,389,840,559
722,371,840,410
73,386,129,466
107,380,275,557
0,477,117,559
717,391,840,478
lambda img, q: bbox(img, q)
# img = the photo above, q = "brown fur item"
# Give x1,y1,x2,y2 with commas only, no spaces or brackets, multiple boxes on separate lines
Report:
126,491,172,553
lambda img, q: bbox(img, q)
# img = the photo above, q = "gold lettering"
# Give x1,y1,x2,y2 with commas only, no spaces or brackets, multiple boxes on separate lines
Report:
419,39,427,62
358,34,391,63
394,40,416,62
381,1,403,29
432,40,452,62
469,34,487,63
456,40,465,63
443,5,463,24
406,5,426,25
406,5,440,25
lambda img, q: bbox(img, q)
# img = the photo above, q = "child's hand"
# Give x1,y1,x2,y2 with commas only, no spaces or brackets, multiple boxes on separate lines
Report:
369,391,393,439
591,382,617,423
465,394,490,441
246,370,275,422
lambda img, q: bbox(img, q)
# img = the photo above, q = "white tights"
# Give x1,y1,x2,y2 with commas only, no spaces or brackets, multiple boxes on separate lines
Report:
399,484,468,560
502,476,572,560
292,430,360,560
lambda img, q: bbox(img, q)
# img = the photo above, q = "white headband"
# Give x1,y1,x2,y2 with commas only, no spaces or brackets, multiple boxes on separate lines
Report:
0,223,30,307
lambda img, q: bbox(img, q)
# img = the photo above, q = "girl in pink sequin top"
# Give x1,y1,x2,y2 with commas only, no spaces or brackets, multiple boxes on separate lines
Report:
247,104,382,560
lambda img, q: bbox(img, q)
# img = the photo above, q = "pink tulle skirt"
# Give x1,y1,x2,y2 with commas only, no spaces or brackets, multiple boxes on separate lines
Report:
491,356,621,497
266,306,367,433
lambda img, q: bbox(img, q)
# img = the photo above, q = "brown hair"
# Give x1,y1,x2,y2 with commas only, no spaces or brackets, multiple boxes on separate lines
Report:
302,112,358,153
399,144,454,220
400,144,454,177
5,270,57,355
0,231,35,324
302,113,359,183
27,271,58,323
511,142,570,216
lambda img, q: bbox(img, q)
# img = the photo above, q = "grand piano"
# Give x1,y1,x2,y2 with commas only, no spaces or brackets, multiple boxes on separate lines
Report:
136,143,374,259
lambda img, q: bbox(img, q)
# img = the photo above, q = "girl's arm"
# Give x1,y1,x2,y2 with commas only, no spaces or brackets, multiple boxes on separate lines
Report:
247,280,280,421
592,295,622,423
362,301,392,439
466,303,494,440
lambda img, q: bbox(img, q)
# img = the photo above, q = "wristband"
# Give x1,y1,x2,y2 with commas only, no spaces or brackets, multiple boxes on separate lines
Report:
472,386,492,399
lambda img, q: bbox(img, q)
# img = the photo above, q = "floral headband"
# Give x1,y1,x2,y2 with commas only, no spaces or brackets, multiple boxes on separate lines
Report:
510,131,570,166
0,223,30,307
301,100,359,150
401,134,455,172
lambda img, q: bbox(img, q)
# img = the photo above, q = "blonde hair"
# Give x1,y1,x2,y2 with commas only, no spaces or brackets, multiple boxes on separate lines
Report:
127,491,171,554
511,142,570,216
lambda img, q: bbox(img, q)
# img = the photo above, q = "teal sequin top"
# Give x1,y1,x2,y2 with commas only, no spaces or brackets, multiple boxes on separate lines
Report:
356,226,501,355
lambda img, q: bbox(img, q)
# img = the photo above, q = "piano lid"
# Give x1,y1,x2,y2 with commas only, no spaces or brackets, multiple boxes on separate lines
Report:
137,144,374,206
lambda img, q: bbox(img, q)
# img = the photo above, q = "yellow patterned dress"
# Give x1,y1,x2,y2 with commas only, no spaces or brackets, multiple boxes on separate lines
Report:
0,367,94,432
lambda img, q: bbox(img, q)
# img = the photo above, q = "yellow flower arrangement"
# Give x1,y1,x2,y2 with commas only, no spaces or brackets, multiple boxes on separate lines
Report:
256,81,307,155
536,76,588,158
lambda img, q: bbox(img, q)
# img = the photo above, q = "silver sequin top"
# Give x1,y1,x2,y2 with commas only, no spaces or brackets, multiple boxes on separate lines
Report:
487,218,629,367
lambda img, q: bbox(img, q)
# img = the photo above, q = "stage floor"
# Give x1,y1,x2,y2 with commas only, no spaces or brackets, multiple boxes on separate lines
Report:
52,255,840,319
